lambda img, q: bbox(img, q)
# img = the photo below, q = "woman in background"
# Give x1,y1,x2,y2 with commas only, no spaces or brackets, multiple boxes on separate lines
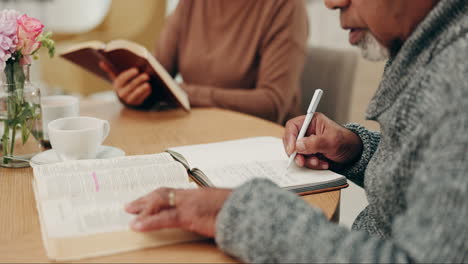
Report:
101,0,308,124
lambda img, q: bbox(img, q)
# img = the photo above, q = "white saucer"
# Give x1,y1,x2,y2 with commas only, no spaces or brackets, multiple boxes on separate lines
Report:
30,146,125,166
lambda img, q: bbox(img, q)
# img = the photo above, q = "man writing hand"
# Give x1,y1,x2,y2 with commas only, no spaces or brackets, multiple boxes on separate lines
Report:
125,0,468,263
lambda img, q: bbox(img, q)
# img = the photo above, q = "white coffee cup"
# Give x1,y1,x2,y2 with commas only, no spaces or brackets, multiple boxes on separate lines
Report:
41,95,80,140
48,116,110,161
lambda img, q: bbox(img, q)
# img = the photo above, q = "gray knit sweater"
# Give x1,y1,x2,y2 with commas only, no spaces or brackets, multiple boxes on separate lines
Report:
215,1,468,263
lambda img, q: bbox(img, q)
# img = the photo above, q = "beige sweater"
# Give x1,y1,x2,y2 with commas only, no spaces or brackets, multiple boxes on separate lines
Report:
154,0,308,123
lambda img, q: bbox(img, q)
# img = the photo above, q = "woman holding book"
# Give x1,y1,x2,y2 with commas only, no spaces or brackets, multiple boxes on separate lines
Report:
100,0,308,124
125,0,468,263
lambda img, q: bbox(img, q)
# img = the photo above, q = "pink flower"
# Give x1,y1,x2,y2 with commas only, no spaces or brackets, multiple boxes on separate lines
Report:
16,14,44,57
17,14,43,40
0,9,21,70
18,38,40,55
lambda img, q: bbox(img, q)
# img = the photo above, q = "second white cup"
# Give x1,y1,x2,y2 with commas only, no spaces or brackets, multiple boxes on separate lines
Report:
41,95,80,141
48,116,110,161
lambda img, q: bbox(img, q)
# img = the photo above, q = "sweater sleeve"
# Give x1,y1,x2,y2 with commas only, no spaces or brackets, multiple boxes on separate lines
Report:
216,115,468,263
182,0,308,123
153,2,185,77
131,1,185,110
335,123,381,187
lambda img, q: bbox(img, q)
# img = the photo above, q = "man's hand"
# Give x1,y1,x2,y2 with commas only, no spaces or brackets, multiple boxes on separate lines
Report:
99,62,152,106
283,113,363,170
125,187,232,238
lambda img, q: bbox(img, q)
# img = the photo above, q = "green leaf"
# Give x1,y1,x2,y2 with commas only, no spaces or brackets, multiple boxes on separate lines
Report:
38,32,55,58
21,123,31,144
12,61,25,90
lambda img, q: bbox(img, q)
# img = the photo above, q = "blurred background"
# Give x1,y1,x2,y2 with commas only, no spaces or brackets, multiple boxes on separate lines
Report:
0,0,384,228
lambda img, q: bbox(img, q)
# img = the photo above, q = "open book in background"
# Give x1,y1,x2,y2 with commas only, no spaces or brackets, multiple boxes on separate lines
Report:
59,39,190,111
32,136,347,261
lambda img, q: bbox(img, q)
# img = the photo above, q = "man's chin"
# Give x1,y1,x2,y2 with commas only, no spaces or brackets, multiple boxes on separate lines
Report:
354,32,390,62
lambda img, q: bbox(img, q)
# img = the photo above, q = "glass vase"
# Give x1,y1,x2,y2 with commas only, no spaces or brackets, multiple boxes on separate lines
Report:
0,62,42,168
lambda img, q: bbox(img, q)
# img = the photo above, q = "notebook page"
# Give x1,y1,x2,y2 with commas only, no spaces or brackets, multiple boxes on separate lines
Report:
34,153,186,200
168,137,285,170
201,160,343,189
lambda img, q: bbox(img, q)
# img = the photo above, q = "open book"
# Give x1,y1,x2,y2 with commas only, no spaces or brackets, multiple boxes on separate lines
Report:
168,137,348,194
32,137,347,261
32,153,201,261
59,39,190,111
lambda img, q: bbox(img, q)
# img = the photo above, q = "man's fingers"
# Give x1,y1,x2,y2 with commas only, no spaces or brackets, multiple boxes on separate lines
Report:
284,116,305,155
125,193,153,214
125,199,145,214
137,193,166,219
126,83,151,105
131,209,179,232
125,203,143,214
304,156,329,170
294,154,305,167
296,135,330,155
137,188,176,219
138,200,159,219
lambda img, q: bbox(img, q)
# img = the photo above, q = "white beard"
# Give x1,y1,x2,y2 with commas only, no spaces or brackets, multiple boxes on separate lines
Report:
355,31,390,62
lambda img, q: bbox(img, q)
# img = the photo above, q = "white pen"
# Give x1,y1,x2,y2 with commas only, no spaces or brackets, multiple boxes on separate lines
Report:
287,89,323,169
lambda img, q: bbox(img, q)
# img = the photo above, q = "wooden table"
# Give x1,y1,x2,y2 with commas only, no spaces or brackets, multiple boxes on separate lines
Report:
0,100,340,263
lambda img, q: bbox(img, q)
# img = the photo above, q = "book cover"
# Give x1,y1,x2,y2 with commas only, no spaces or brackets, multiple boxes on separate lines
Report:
60,39,190,111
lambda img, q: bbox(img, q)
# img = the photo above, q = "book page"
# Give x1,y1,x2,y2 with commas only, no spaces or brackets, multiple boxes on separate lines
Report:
36,163,190,200
146,54,190,111
33,152,174,175
60,40,106,54
105,39,147,58
201,159,343,189
40,185,196,238
33,153,185,200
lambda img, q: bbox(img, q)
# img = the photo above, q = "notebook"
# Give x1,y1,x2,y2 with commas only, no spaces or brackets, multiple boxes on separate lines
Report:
59,39,190,111
32,137,347,260
167,137,348,194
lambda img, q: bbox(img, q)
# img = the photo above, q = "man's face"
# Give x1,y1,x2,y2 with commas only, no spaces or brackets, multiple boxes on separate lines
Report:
324,0,436,61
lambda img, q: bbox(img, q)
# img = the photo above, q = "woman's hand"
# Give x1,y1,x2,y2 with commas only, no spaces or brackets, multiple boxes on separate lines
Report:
283,113,363,170
126,187,232,238
99,62,152,106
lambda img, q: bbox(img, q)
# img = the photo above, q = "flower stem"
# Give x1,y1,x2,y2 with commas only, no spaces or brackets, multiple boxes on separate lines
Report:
9,125,16,155
2,122,9,164
2,59,26,163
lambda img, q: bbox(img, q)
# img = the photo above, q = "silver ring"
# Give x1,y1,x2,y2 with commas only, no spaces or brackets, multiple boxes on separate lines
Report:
168,190,176,207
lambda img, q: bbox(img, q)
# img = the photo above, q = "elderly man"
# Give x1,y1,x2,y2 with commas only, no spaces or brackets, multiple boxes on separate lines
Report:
126,0,468,263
